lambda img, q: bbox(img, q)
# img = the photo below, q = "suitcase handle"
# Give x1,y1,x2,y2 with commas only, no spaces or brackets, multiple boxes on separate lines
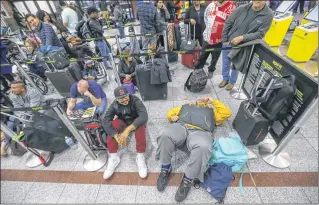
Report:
187,23,196,41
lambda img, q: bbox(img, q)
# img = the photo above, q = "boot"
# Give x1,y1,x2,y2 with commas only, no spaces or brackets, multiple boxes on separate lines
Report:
103,153,120,179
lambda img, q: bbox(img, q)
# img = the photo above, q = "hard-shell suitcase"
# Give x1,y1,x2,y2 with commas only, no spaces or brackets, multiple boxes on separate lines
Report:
135,61,168,101
232,69,275,145
232,100,270,146
181,46,200,68
181,24,199,68
44,60,78,97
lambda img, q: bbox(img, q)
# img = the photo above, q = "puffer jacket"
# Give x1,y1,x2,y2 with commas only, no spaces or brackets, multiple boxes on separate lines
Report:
166,100,232,128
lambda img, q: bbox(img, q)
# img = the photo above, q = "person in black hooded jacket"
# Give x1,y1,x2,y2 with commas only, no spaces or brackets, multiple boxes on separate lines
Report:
183,0,206,46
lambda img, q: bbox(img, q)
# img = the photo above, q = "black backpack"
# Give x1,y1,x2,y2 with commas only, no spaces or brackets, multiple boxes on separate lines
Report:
184,69,208,93
75,20,92,39
252,75,296,122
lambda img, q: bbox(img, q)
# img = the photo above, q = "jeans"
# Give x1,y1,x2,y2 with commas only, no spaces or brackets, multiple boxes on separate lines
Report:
107,119,146,153
222,44,238,85
116,22,125,37
96,40,111,68
73,98,107,114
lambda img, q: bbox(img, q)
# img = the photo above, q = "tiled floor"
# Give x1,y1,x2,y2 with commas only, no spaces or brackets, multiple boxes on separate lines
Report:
1,23,318,204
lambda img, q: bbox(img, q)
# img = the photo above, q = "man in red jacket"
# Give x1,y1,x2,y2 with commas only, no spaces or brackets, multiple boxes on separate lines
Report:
194,0,236,78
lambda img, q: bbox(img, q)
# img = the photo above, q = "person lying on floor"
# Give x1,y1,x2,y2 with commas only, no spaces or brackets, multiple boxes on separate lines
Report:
102,85,148,179
118,49,138,86
155,97,232,202
82,60,98,81
66,79,107,116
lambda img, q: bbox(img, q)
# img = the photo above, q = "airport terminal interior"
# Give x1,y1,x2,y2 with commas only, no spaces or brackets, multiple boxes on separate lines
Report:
0,0,318,204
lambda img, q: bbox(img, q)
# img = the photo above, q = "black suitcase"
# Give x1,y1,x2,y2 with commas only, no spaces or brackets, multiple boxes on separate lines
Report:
232,69,276,146
168,51,178,63
135,61,168,101
45,63,77,97
232,100,270,146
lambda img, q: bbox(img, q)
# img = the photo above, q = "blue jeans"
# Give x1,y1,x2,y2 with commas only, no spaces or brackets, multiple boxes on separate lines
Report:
96,40,111,68
73,98,107,114
116,22,125,37
222,44,239,85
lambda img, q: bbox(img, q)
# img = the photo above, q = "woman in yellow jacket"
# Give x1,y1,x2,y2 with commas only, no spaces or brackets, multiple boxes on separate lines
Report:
155,96,231,202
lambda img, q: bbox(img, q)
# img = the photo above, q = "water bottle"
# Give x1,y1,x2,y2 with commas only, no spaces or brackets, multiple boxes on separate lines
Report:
65,136,78,150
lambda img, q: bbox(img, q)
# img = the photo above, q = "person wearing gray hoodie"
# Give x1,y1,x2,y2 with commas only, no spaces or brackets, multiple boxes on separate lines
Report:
219,0,274,91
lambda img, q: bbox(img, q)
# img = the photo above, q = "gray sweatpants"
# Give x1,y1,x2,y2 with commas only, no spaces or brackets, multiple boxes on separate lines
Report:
155,123,213,182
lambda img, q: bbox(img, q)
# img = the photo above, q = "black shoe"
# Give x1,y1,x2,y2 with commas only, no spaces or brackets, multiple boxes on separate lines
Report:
157,167,171,192
207,71,214,79
175,176,192,202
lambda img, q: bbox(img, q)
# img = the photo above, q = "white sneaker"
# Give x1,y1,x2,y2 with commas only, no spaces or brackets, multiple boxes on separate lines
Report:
136,153,148,178
103,153,120,179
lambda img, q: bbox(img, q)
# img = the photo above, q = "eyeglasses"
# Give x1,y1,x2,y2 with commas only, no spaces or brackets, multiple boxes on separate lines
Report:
116,96,129,103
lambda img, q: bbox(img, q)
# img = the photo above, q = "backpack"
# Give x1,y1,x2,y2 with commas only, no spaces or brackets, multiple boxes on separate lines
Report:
252,75,296,122
208,136,248,173
184,69,207,93
75,20,92,39
200,163,234,203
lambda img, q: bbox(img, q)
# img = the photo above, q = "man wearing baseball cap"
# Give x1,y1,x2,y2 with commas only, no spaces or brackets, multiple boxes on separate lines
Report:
102,86,148,179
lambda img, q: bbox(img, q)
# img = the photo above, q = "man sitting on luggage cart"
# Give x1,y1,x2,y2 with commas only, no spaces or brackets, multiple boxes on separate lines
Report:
66,79,107,116
155,97,232,202
102,86,148,179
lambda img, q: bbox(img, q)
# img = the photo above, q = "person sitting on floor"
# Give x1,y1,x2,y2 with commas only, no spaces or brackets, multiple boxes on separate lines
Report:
66,79,107,116
102,85,148,179
82,60,98,81
118,50,138,86
155,97,232,202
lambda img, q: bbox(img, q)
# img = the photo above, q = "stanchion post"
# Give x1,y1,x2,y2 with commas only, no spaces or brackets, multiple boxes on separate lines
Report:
259,98,318,168
0,121,52,168
14,61,41,94
115,35,122,54
51,104,97,160
109,53,121,86
230,45,256,100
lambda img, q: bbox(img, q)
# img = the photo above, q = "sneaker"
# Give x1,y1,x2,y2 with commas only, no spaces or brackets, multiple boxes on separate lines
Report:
103,153,120,179
175,176,192,202
218,81,228,88
157,167,172,192
225,83,234,91
136,153,147,178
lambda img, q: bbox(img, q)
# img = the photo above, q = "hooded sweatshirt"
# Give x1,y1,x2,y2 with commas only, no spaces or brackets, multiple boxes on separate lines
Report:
203,1,236,45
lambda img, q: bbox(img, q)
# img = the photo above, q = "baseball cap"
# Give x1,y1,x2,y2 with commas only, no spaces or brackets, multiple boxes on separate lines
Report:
87,7,99,15
114,86,129,99
85,60,94,64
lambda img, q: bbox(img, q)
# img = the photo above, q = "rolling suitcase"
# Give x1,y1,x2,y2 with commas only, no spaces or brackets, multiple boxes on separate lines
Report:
181,24,200,68
44,59,78,98
135,58,168,101
232,69,275,146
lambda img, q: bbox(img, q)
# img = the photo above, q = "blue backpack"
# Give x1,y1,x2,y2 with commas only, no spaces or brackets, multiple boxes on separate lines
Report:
208,136,248,172
200,163,234,203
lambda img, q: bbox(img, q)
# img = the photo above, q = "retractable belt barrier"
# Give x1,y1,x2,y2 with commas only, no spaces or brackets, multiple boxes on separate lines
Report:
0,45,237,67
